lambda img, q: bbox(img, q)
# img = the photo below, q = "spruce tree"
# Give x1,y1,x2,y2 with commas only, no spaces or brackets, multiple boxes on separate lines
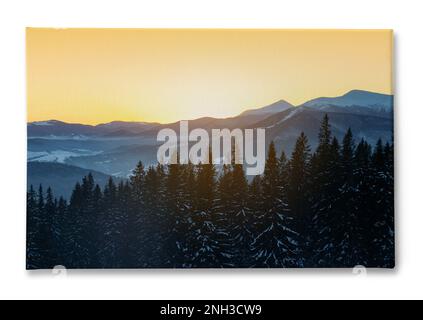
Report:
331,129,363,266
309,114,339,267
52,196,68,267
247,175,263,261
352,138,374,265
189,150,222,267
34,185,49,268
43,187,56,267
163,158,184,267
129,161,146,267
100,177,123,267
230,162,251,267
117,180,132,266
26,185,40,269
368,139,395,267
81,173,99,267
141,166,166,267
215,164,235,266
251,141,298,267
287,132,311,266
178,162,197,267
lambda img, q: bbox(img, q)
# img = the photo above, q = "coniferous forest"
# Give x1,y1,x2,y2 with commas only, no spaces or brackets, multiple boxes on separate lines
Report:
27,115,395,269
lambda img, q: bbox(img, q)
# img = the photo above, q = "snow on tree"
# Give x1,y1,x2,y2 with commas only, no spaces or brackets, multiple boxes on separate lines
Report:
251,141,298,267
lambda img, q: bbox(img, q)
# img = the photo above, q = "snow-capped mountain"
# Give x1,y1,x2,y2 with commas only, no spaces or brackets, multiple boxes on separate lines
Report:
27,89,394,183
27,90,393,139
300,89,393,111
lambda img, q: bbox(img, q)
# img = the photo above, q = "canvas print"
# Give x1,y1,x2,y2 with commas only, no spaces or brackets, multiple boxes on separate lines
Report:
26,29,394,269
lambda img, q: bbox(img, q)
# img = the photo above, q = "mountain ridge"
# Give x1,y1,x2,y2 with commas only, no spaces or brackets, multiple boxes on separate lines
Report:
28,89,393,138
27,89,394,180
300,89,393,111
239,99,294,117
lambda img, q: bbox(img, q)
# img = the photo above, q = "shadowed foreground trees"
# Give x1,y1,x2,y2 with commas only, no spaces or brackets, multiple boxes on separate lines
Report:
27,115,394,269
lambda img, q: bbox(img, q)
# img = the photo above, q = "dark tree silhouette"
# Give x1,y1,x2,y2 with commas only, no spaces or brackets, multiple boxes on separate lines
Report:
26,114,395,269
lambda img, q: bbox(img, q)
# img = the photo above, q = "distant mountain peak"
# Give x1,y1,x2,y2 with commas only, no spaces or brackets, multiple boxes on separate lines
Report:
300,89,393,111
240,99,294,117
274,98,292,104
343,89,391,97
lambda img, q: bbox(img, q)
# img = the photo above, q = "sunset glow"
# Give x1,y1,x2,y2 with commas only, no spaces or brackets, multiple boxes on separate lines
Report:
27,28,393,125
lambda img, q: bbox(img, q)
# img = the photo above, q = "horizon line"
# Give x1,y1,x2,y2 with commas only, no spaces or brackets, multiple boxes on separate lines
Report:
27,88,393,126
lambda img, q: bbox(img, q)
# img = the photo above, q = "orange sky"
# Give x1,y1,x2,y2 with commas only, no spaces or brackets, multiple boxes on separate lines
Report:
27,29,393,125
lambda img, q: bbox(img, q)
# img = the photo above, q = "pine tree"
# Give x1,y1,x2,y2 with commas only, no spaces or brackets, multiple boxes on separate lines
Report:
351,138,374,265
189,150,223,267
368,139,395,267
229,162,251,267
52,196,68,267
130,161,146,205
251,141,298,267
99,177,124,267
177,162,197,267
26,185,40,269
80,173,100,267
288,133,311,221
287,132,311,266
247,175,264,257
213,169,239,267
26,185,55,269
116,180,132,266
383,140,395,267
217,165,232,215
42,187,56,267
128,162,146,267
67,182,90,267
141,166,166,267
33,185,52,268
215,165,235,266
163,158,184,267
330,129,363,266
309,114,341,267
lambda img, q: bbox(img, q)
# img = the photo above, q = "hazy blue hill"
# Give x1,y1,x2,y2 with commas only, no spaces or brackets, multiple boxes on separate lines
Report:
137,114,267,137
27,90,393,138
28,120,160,138
95,121,160,137
27,100,293,139
28,120,97,137
27,162,115,200
65,143,160,178
27,90,394,179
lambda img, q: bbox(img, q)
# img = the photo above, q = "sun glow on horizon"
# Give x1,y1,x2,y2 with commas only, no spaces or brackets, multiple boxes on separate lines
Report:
27,29,393,125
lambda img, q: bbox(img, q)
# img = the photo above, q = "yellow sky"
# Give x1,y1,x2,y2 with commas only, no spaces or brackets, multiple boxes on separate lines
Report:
27,29,393,125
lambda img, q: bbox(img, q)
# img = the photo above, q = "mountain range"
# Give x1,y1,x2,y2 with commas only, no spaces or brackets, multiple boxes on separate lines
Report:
28,89,394,199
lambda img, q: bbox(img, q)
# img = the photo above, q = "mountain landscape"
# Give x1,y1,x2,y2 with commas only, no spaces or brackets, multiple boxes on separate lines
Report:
27,90,394,199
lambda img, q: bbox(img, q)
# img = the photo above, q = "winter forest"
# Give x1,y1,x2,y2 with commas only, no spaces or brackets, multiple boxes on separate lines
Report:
26,115,395,269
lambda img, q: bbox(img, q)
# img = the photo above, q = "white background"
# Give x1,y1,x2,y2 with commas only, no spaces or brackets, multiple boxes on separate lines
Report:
0,0,422,300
